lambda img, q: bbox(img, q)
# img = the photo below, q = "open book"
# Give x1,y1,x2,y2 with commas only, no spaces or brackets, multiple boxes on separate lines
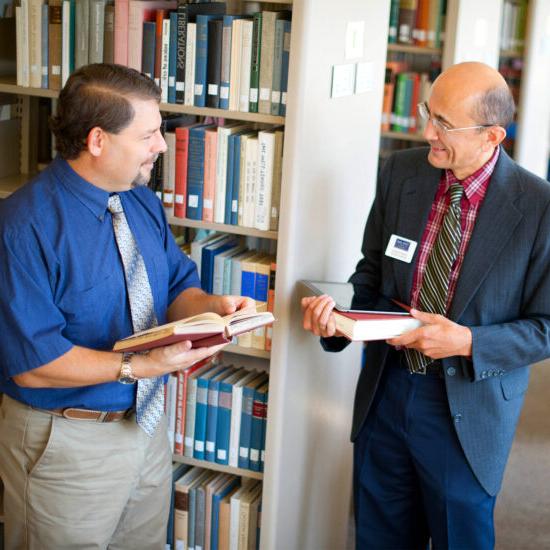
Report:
301,280,422,341
113,309,275,353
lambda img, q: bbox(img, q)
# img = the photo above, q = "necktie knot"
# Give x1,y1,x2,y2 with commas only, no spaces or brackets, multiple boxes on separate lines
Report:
449,183,464,206
108,194,123,214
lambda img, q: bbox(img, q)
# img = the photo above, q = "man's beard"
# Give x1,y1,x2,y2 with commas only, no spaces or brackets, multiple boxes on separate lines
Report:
131,155,159,188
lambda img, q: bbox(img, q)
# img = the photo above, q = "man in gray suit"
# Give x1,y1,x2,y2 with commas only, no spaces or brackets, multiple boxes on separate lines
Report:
302,62,550,549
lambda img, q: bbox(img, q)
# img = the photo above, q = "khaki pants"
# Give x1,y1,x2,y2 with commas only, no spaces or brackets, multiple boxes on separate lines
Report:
0,394,172,550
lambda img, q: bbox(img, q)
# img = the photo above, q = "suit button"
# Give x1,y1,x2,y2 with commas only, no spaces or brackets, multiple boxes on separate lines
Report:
446,367,456,377
481,371,488,379
453,413,462,423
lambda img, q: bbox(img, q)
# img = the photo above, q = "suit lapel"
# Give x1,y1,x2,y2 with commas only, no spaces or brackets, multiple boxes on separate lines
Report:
449,151,523,321
393,165,440,302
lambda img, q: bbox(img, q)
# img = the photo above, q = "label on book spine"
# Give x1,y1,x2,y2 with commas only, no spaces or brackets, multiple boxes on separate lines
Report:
220,86,229,99
259,88,270,101
249,88,258,102
208,84,218,95
188,195,198,208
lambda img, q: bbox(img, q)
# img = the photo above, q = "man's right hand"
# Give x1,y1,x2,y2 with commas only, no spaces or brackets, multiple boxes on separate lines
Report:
301,295,338,338
132,341,228,379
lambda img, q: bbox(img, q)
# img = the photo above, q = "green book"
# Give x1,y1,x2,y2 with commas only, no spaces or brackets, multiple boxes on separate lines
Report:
248,12,262,113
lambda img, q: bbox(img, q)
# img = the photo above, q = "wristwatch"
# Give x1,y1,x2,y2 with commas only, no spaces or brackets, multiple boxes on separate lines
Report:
118,352,137,384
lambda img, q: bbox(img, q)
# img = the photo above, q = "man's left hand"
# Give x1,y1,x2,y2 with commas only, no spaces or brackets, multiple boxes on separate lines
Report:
387,309,472,359
214,295,256,316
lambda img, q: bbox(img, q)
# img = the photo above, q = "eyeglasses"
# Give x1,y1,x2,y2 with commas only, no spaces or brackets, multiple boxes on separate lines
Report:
417,102,494,134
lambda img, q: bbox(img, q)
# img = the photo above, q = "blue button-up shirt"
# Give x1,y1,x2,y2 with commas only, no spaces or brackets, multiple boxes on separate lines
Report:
0,157,201,410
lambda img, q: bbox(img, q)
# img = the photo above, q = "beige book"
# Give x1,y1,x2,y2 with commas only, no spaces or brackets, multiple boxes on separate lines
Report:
238,483,262,550
15,3,30,87
205,474,232,550
242,135,258,228
251,256,272,350
236,132,256,227
219,486,240,550
28,0,44,88
228,19,244,111
245,488,262,550
254,130,275,231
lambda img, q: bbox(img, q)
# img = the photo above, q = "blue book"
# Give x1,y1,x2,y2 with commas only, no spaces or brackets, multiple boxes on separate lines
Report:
194,14,223,107
279,20,291,116
211,477,240,550
249,381,268,472
141,22,156,79
188,471,212,550
201,236,238,293
168,11,178,103
41,4,49,89
260,388,269,472
69,0,76,73
186,124,214,220
205,367,236,462
238,375,268,469
230,133,247,225
241,261,256,299
193,365,227,460
219,15,242,109
224,133,237,224
215,369,247,465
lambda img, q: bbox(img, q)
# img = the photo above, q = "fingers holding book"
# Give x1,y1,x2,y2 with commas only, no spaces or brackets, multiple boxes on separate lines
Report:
301,295,337,338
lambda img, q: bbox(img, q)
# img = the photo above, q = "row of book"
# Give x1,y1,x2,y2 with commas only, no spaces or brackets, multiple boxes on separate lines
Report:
381,62,434,134
155,119,284,232
15,0,292,119
165,360,269,473
167,464,262,550
500,0,528,54
388,0,447,48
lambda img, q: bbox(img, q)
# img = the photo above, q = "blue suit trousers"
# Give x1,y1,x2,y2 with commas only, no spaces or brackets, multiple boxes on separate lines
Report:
354,354,496,550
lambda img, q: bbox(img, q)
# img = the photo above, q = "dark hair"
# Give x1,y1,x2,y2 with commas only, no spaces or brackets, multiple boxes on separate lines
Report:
50,63,162,159
474,85,516,129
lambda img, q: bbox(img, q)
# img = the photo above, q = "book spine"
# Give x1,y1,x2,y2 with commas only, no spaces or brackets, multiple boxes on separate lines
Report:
184,378,198,457
103,3,115,64
183,22,196,106
231,134,243,226
279,20,291,116
224,134,236,225
238,20,253,113
194,14,209,108
206,19,223,109
160,17,171,103
141,21,156,79
205,379,221,462
174,126,189,218
248,12,262,113
175,5,188,104
41,3,49,89
254,131,274,231
186,127,206,220
193,378,209,460
265,262,276,351
238,387,254,469
113,0,128,65
219,15,235,110
270,19,285,116
174,370,185,454
249,388,267,471
215,381,233,465
48,0,63,90
74,0,89,70
88,0,105,65
168,11,178,104
388,0,400,43
202,128,218,223
258,12,277,115
28,0,43,88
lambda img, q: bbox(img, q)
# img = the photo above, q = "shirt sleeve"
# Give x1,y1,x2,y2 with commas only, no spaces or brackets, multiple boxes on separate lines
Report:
0,225,73,378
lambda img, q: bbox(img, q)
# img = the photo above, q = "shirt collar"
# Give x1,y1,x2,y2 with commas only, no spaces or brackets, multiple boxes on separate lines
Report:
443,146,500,205
51,156,110,221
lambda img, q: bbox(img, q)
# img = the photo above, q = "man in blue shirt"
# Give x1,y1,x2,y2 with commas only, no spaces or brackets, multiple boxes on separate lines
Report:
0,64,253,549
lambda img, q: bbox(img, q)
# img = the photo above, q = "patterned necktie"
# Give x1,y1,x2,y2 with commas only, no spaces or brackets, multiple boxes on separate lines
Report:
405,183,464,374
108,194,164,436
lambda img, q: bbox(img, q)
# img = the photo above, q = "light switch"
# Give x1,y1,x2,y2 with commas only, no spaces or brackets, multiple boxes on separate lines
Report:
355,62,375,94
331,64,356,98
346,21,365,60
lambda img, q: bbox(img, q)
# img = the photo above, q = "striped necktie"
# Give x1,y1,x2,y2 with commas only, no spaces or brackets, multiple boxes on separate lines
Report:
108,194,164,436
405,183,464,374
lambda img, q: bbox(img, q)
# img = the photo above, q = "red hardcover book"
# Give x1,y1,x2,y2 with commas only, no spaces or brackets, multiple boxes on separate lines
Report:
175,125,191,218
113,310,275,353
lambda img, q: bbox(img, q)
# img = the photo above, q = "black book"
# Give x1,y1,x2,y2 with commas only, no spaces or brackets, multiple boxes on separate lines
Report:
205,18,223,108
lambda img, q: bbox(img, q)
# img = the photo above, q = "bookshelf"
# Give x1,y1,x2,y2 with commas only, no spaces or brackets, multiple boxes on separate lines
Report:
172,454,263,480
3,1,550,549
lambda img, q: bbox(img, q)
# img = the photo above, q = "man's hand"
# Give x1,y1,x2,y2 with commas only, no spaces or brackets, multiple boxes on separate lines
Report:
212,295,256,316
387,309,472,359
301,295,339,338
133,340,228,379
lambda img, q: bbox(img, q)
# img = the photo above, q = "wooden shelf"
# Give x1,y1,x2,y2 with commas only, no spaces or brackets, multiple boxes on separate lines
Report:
167,216,278,240
224,344,270,359
387,43,442,55
242,0,292,3
0,77,285,125
0,173,32,198
172,454,263,480
381,130,426,142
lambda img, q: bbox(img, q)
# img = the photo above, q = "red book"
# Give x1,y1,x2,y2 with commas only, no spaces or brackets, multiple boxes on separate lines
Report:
174,126,191,218
112,310,275,353
154,9,166,86
202,127,218,222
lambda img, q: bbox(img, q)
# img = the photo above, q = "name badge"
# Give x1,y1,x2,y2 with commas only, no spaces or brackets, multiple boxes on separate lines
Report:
385,234,417,263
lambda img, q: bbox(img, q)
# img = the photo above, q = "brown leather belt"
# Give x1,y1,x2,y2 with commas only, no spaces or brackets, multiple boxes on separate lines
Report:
35,406,132,422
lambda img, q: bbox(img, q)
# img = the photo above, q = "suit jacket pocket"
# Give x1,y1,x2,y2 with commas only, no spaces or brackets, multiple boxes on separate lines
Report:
500,367,530,400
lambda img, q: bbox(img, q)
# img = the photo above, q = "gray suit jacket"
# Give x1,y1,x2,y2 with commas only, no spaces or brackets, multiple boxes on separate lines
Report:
324,146,550,496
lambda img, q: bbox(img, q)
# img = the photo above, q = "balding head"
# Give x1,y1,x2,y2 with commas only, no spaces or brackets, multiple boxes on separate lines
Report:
432,62,515,128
